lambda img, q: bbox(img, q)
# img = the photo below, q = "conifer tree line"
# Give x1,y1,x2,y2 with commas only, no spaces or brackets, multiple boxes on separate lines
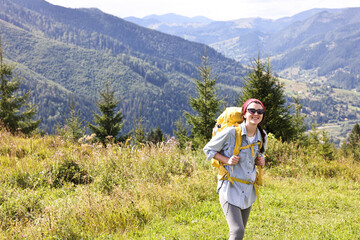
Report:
0,37,359,150
177,52,360,151
178,53,303,147
0,37,40,135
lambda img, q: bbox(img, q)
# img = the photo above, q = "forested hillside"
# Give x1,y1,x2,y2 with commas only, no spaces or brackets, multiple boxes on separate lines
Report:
0,0,246,134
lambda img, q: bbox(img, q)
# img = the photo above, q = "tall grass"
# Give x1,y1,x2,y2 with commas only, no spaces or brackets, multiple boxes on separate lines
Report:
0,129,359,239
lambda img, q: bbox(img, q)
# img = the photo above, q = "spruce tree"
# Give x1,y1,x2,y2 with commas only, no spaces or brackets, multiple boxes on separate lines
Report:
56,95,85,141
173,117,189,149
238,55,296,141
348,123,360,146
343,123,360,160
88,83,124,145
146,126,164,144
154,126,164,143
0,39,40,135
292,94,307,142
318,130,334,161
147,128,156,143
133,105,146,145
184,54,220,144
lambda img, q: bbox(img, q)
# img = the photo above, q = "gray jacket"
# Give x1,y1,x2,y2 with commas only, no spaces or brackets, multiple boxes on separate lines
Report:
203,122,267,209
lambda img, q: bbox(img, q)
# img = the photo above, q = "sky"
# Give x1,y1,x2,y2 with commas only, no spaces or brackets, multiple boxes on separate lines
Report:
45,0,360,21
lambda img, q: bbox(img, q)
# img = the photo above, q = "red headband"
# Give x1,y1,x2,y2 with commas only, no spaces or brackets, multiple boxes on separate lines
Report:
242,98,265,113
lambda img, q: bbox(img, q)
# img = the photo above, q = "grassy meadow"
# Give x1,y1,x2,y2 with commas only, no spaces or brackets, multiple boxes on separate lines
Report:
0,130,359,239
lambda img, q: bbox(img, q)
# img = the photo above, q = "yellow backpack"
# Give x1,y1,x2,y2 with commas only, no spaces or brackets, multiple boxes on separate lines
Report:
211,107,263,206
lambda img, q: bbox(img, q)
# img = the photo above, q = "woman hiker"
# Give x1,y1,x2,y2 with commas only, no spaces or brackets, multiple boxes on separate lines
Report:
203,99,267,240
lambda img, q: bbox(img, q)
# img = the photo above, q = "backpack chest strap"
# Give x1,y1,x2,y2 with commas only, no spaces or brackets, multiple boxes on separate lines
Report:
239,142,261,157
233,126,263,158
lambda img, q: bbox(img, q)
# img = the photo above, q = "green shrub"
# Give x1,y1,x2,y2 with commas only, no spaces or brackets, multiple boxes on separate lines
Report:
49,159,92,187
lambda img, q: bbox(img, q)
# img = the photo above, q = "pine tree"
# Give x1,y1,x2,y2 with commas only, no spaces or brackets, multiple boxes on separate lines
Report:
146,126,164,144
88,82,124,145
173,117,189,149
318,130,334,161
133,105,146,145
56,95,85,141
348,123,360,146
0,38,40,135
147,128,156,143
292,94,307,142
184,53,220,144
238,55,296,141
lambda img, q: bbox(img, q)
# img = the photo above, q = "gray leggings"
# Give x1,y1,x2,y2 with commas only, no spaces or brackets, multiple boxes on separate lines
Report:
220,194,252,240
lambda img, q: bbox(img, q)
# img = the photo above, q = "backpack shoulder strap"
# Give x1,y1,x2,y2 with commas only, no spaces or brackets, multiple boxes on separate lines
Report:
233,126,242,156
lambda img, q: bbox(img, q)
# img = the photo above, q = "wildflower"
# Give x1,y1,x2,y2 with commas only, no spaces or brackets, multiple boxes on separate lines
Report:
85,135,93,142
78,136,85,143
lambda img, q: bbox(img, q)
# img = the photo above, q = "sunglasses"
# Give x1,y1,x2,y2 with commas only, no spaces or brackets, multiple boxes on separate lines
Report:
247,108,265,115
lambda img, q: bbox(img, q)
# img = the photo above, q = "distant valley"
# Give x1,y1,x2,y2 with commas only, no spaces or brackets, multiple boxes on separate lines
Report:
126,8,360,91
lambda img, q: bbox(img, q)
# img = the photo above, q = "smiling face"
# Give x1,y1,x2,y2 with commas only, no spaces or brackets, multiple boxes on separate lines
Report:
243,102,264,126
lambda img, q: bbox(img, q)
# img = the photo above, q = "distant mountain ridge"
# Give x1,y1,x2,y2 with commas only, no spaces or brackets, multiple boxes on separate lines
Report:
126,8,360,91
145,13,212,23
125,9,339,43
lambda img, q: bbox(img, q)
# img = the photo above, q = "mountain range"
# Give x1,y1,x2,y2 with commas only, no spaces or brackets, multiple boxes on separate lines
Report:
0,0,359,141
126,8,360,90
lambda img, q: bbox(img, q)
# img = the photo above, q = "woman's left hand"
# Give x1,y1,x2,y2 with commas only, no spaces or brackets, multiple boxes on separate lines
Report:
255,156,265,166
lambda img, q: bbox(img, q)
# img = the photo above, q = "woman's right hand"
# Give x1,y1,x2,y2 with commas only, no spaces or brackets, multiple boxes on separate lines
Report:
227,155,240,165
